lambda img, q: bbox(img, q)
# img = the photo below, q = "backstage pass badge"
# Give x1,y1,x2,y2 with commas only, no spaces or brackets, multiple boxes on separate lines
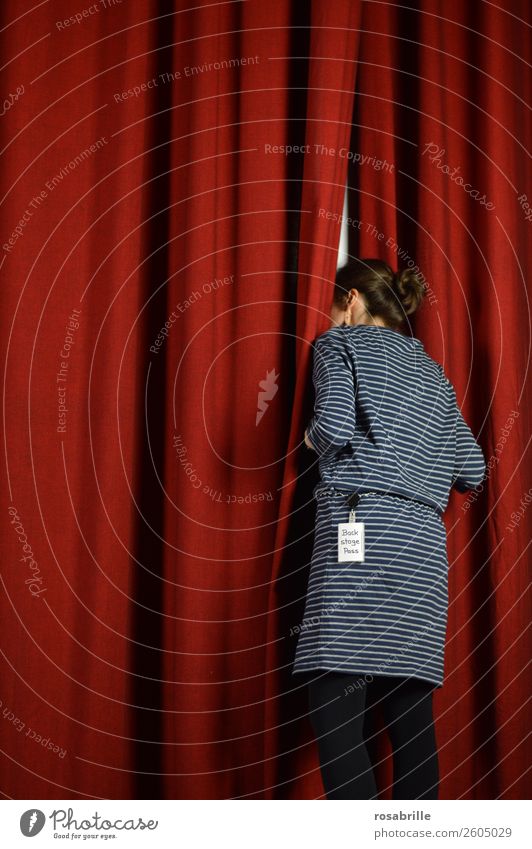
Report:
338,507,365,562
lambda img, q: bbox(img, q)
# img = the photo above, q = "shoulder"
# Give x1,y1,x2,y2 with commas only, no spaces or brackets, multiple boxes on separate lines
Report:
433,361,458,403
313,325,360,350
314,326,346,344
434,361,451,387
310,328,355,373
313,326,359,361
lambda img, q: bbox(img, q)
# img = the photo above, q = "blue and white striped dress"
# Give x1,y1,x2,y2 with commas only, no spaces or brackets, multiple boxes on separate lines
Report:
292,324,486,687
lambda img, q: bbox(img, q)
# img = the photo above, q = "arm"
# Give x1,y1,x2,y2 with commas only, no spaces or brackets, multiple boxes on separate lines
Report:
449,386,487,492
305,332,357,459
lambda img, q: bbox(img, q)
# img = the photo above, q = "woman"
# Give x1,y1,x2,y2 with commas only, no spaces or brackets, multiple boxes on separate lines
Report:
292,258,486,800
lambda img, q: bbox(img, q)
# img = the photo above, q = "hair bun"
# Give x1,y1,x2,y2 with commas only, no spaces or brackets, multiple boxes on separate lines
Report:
393,268,425,316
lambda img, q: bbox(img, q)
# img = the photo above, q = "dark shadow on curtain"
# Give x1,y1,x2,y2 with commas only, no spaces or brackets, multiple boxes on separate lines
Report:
346,3,422,312
130,0,175,800
268,1,332,797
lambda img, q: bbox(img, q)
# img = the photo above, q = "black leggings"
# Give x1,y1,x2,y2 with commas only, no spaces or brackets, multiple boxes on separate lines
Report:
307,672,439,799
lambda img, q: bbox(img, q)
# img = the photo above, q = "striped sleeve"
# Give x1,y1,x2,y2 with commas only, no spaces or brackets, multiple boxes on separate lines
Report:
448,382,487,492
305,332,356,458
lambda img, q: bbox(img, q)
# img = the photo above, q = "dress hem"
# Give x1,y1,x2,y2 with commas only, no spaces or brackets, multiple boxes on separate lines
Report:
291,664,443,689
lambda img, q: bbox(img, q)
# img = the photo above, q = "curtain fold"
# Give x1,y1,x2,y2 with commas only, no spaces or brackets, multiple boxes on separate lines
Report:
1,0,529,800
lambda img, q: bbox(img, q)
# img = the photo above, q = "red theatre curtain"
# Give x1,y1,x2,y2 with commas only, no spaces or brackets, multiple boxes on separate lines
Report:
1,0,530,800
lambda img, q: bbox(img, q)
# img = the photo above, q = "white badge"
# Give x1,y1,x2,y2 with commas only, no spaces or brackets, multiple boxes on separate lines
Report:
338,507,365,562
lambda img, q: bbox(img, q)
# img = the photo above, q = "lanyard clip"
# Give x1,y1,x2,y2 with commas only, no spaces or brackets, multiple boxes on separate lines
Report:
345,492,360,523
